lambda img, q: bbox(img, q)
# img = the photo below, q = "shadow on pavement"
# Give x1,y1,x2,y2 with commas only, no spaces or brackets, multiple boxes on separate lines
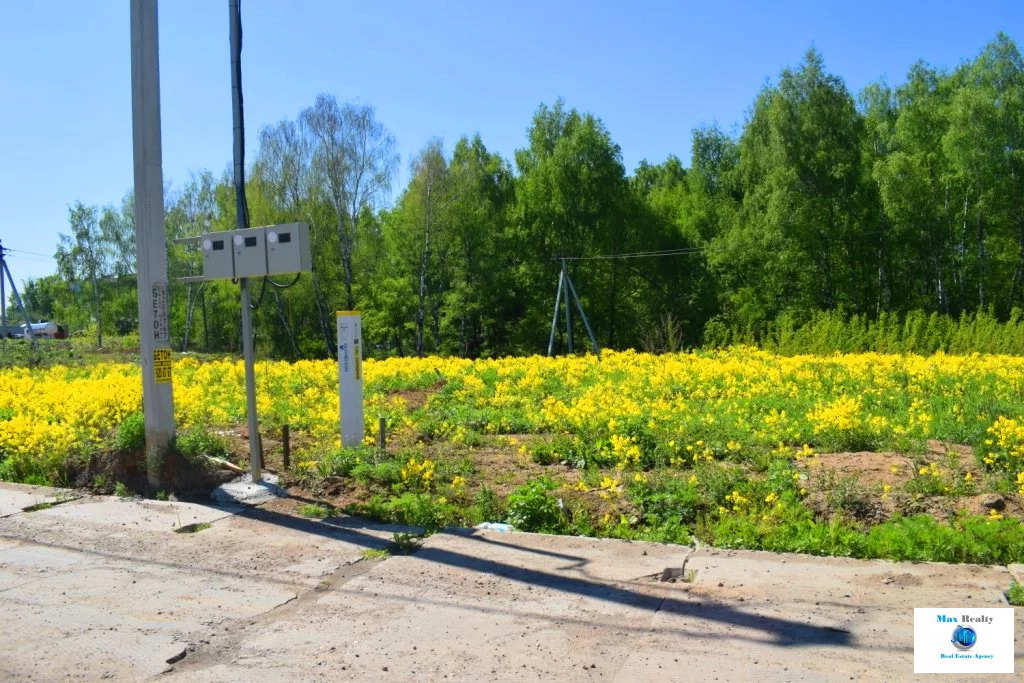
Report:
239,505,856,649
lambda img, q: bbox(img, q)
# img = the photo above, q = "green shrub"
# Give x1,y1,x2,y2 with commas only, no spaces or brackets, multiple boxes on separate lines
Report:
352,461,403,489
531,441,558,466
1007,581,1024,606
315,448,364,478
863,514,1024,565
114,412,146,452
505,477,567,533
467,486,504,524
174,428,228,459
385,492,455,531
630,476,705,525
748,307,1024,356
298,503,335,518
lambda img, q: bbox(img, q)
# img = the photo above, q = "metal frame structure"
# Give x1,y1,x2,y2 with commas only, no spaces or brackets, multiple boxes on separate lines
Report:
547,259,600,358
0,240,38,354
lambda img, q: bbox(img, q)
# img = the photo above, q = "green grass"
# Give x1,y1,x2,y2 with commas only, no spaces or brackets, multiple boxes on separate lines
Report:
391,532,424,554
297,503,336,519
1008,581,1024,606
361,548,390,561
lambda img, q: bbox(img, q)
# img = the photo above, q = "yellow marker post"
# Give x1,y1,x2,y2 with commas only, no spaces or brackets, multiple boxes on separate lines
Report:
337,311,364,447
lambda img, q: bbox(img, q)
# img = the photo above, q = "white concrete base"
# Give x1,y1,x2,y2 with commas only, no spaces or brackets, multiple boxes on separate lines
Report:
210,473,286,505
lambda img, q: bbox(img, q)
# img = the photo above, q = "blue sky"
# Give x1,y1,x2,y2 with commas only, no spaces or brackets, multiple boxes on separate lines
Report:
1,0,1020,283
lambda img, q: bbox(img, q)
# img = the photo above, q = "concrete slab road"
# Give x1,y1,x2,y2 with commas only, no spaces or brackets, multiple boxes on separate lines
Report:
0,483,1020,681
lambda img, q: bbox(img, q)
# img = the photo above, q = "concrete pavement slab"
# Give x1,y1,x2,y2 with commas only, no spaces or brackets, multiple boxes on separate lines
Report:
31,495,243,532
2,489,1021,681
168,529,1023,681
0,537,298,681
0,498,402,590
0,482,76,517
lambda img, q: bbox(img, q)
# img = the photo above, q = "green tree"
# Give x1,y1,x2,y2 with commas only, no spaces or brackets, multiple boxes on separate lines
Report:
300,95,398,311
513,100,634,350
56,202,109,348
713,49,873,332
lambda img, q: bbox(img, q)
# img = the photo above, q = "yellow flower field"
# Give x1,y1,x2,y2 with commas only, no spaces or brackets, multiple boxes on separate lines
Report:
1,348,1024,490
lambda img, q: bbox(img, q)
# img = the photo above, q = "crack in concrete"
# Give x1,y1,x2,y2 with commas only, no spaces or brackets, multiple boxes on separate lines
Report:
631,544,698,585
166,555,381,676
1,495,80,519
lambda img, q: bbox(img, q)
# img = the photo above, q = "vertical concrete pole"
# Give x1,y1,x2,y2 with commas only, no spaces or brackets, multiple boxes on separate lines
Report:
337,312,364,447
130,0,175,489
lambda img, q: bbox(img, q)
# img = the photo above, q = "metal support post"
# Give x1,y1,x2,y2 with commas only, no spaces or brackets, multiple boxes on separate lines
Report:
562,260,573,353
2,260,36,348
547,269,564,356
1,250,6,353
230,0,261,482
240,278,262,481
281,424,290,470
564,271,601,359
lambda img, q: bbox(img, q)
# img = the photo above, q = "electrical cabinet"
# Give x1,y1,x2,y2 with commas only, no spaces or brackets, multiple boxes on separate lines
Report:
231,227,267,278
191,223,311,281
266,223,312,276
201,234,234,280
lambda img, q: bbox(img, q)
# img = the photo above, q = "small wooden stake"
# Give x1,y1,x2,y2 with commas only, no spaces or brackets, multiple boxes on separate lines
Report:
378,416,387,452
282,424,290,470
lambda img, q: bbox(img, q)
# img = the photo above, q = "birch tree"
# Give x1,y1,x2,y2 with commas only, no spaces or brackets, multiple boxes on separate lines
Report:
301,95,397,310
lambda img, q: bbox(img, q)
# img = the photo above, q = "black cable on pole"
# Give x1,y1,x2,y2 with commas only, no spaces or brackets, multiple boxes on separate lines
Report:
230,0,248,235
229,0,266,312
269,273,302,289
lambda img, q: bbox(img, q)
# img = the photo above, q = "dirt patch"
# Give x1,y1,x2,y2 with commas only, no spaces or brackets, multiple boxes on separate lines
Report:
389,381,444,412
959,493,1024,520
468,445,577,497
797,443,988,525
67,449,236,500
305,477,366,512
390,389,431,412
801,451,915,490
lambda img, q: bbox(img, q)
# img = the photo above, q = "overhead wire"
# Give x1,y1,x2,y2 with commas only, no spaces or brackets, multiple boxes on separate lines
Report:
5,247,55,260
555,247,705,261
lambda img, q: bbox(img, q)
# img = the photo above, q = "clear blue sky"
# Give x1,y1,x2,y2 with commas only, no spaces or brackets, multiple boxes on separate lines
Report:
1,0,1019,284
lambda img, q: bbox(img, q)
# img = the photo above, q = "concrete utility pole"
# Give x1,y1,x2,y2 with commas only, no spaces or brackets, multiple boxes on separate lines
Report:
130,0,175,488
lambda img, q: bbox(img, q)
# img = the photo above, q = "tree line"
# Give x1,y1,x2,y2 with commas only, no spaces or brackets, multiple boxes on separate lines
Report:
22,33,1024,358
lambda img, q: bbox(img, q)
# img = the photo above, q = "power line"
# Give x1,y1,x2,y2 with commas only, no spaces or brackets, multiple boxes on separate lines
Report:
555,247,705,261
5,247,55,260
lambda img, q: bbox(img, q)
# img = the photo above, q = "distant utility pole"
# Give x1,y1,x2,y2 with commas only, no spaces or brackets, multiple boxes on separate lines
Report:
548,259,600,358
0,240,38,354
130,0,175,488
